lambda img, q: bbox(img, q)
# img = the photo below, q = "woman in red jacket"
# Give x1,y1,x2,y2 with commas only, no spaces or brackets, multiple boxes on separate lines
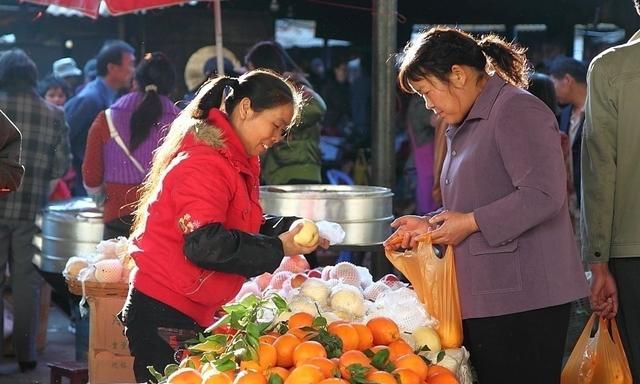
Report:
120,69,327,382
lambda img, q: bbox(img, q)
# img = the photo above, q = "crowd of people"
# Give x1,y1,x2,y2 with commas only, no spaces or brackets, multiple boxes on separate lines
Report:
0,0,638,381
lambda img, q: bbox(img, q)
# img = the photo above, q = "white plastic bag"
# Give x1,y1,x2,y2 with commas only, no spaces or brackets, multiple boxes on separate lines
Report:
316,220,345,245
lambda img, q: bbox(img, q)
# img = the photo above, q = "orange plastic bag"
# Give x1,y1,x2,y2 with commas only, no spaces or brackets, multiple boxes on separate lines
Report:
385,233,463,348
561,314,632,384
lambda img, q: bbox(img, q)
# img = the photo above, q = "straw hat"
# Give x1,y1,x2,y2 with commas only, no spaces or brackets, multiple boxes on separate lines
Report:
184,45,243,91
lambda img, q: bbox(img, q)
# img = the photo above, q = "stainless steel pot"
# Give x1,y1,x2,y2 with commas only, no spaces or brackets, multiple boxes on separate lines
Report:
260,185,394,245
32,198,104,273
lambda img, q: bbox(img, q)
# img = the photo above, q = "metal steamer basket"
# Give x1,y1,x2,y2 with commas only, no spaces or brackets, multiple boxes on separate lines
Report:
260,185,394,246
33,198,104,274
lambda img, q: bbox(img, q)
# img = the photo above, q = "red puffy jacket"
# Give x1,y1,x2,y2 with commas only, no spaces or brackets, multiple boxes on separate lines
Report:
131,109,281,327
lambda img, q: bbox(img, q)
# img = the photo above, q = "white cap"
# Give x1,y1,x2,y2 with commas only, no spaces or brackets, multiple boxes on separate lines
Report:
52,57,82,78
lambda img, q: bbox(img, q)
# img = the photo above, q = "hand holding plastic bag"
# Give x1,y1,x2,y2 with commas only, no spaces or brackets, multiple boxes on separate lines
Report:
561,314,632,384
384,232,463,349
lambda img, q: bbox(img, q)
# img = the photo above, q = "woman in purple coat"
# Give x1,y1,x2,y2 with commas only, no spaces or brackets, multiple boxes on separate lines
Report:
388,27,588,383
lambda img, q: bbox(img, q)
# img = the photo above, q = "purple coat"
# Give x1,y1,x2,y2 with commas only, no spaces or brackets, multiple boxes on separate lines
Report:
440,75,588,319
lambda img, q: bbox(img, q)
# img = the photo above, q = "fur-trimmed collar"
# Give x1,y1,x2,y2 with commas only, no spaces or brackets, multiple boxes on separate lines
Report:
191,120,225,149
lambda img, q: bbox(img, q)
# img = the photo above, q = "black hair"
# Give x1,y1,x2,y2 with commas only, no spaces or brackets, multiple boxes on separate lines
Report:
191,69,301,126
129,52,176,152
245,41,287,74
548,57,587,84
37,74,71,99
398,26,530,92
96,40,135,77
0,49,38,94
528,73,559,115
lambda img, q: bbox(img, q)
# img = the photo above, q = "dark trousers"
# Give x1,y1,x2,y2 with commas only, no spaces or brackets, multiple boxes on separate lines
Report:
463,303,571,384
120,289,203,383
103,214,133,240
610,257,640,382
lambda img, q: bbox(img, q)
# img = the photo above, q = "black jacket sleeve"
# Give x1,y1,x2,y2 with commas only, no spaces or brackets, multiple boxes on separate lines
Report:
183,223,284,278
260,215,300,237
0,110,24,194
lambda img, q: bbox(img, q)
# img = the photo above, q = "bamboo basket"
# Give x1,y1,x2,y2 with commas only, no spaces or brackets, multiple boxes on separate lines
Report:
66,277,129,298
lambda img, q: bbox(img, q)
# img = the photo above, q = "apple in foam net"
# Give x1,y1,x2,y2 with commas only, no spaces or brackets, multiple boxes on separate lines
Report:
307,268,323,278
290,218,319,247
290,273,308,288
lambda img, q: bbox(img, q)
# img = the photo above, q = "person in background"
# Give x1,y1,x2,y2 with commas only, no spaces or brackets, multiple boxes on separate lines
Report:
83,52,180,239
581,0,640,380
0,109,23,196
245,41,326,185
119,70,329,382
388,27,588,384
37,74,71,107
527,72,572,211
321,59,351,137
549,57,588,236
52,57,83,97
65,41,135,196
0,49,70,373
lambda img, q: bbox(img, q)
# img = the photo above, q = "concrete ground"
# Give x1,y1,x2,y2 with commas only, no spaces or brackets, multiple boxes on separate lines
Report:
0,304,75,384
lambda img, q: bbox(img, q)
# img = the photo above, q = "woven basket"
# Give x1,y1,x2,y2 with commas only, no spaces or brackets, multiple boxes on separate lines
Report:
66,277,129,298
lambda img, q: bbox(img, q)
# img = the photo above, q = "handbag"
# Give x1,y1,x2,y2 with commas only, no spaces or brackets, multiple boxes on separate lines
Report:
105,108,145,175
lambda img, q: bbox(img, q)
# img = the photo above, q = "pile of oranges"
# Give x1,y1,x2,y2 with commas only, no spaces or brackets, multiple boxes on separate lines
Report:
167,312,459,384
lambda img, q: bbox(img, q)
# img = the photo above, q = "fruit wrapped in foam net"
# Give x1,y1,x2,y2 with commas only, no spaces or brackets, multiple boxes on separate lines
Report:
298,277,330,306
329,262,361,287
368,287,436,333
329,283,366,321
363,281,391,301
277,255,310,273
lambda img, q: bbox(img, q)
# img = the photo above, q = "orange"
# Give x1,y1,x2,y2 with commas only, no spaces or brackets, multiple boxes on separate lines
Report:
179,355,202,370
234,370,268,384
305,357,338,378
393,368,421,384
394,354,429,381
352,324,374,351
366,317,400,346
387,340,413,362
285,364,326,384
288,312,314,330
369,345,390,355
258,342,278,370
167,367,203,384
427,371,459,384
288,327,312,341
259,334,277,344
264,367,290,382
426,365,458,381
203,371,234,384
366,370,397,384
240,360,263,372
338,350,372,379
273,333,303,368
327,320,347,333
293,341,327,366
329,323,360,352
318,379,349,384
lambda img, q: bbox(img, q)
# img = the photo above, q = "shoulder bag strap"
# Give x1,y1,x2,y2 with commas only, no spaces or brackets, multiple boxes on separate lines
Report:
105,108,145,175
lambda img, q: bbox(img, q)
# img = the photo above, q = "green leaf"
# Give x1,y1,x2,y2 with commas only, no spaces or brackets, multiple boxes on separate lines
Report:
246,333,260,350
268,372,285,384
147,366,164,383
229,311,244,330
436,350,445,363
418,344,431,352
204,334,229,345
346,364,371,384
222,303,246,314
371,349,390,369
312,329,343,358
189,340,224,353
246,323,261,339
239,294,259,308
163,363,179,377
271,295,288,312
215,358,237,373
312,316,327,328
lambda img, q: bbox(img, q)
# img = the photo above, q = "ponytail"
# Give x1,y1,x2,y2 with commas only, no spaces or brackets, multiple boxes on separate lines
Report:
478,34,530,88
129,88,161,152
194,76,239,119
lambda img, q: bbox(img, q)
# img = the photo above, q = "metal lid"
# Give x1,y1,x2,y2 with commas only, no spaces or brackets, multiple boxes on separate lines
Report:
43,197,102,214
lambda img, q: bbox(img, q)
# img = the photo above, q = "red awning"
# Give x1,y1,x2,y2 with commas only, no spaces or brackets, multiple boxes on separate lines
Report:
20,0,213,19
